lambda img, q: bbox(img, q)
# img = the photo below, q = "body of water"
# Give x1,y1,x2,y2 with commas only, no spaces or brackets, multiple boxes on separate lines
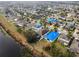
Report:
0,30,21,57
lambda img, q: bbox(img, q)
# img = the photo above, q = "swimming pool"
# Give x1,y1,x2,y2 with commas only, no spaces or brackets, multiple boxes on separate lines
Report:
47,18,59,23
44,32,59,42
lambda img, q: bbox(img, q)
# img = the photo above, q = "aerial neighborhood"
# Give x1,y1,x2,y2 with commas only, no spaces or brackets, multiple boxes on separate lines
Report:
0,1,79,57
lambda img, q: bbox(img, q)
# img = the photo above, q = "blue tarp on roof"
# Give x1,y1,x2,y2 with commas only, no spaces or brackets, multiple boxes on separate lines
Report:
44,32,59,42
47,18,58,23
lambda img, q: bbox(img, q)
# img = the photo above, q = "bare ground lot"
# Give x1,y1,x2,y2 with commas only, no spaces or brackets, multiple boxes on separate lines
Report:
31,39,50,52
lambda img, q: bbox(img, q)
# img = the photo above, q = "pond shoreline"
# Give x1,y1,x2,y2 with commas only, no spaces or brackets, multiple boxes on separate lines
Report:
0,26,21,57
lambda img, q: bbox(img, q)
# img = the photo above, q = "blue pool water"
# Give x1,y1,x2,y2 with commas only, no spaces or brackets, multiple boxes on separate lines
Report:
47,18,59,23
44,32,59,42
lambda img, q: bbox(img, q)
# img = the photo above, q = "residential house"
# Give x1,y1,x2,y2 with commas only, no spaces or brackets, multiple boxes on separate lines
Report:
58,34,70,46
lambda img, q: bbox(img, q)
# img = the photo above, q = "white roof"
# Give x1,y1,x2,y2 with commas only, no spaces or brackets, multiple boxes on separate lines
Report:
14,18,18,21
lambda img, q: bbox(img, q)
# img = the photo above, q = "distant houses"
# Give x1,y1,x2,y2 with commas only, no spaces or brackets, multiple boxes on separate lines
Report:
58,34,70,46
65,21,75,30
73,28,79,40
6,9,76,47
12,16,72,47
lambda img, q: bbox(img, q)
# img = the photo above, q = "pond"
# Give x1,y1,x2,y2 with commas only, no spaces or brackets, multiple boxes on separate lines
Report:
0,30,21,57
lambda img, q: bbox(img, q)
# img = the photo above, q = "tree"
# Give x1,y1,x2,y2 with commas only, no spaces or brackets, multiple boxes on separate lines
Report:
23,29,40,43
17,27,23,33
